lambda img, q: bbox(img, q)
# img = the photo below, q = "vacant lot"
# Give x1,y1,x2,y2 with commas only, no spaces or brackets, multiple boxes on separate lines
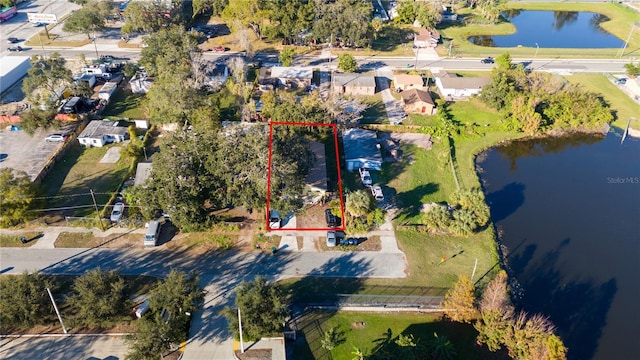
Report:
55,231,143,248
290,311,507,360
42,142,131,221
102,90,148,119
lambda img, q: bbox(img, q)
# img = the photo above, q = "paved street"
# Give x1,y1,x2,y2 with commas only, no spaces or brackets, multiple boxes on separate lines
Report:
0,334,129,360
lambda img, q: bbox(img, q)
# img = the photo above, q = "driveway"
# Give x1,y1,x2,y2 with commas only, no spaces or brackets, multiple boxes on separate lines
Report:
375,67,406,125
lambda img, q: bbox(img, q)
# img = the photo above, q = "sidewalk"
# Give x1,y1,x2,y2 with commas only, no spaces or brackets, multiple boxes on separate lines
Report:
0,225,146,249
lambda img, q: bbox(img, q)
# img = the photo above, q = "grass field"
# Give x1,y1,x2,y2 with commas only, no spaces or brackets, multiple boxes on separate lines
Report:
43,143,131,219
102,90,148,119
291,311,506,360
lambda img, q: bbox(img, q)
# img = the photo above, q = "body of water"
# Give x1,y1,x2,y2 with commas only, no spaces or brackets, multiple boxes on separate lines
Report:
476,129,640,359
469,11,625,48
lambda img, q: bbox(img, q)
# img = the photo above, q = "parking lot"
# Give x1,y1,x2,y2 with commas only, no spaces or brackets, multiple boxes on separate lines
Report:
0,126,70,181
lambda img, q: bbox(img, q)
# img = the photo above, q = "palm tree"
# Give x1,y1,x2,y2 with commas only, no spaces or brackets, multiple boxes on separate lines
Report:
351,346,365,360
429,332,457,360
346,190,372,217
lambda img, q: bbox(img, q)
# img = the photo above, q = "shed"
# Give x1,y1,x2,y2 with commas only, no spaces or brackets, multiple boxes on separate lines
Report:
78,120,130,147
401,89,435,115
394,74,425,92
434,71,490,99
332,73,376,96
304,141,327,204
342,129,382,172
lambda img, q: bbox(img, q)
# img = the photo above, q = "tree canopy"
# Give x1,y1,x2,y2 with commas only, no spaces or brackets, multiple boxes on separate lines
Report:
22,53,73,108
0,271,54,330
224,277,289,340
68,268,129,327
338,53,358,73
480,53,614,133
63,1,114,39
441,275,476,323
0,168,36,227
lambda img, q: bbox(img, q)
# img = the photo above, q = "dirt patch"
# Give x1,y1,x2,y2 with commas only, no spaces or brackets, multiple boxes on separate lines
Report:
388,132,433,151
295,204,333,229
351,321,366,329
235,349,272,360
55,231,144,248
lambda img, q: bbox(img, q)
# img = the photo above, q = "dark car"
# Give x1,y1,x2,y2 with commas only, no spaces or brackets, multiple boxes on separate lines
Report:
7,37,19,44
7,45,23,52
615,78,627,85
325,209,339,228
481,57,495,64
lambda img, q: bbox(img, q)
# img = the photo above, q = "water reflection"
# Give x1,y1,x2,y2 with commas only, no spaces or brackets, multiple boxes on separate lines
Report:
470,11,623,48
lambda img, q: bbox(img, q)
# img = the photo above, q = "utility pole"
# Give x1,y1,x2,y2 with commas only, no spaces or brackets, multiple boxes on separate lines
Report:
620,22,637,58
534,42,539,60
471,258,478,282
448,40,454,58
238,308,245,353
90,189,105,231
46,287,67,334
37,31,47,59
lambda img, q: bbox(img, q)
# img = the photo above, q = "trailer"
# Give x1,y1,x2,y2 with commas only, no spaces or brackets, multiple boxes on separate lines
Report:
98,81,120,101
0,6,17,23
0,56,30,94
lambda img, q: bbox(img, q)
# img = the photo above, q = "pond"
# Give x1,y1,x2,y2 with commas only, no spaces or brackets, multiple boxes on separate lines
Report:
469,11,625,48
476,129,640,360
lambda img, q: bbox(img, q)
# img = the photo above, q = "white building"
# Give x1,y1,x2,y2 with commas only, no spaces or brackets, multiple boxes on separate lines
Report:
78,120,130,147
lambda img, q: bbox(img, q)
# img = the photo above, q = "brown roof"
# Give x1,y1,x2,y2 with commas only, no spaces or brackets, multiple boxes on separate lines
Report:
415,28,440,42
401,89,435,106
394,74,424,87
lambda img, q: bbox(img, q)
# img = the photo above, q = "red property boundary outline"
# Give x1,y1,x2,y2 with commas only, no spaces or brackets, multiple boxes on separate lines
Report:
266,121,346,231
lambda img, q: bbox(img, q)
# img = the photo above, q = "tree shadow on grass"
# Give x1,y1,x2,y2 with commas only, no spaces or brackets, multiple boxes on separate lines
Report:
394,183,440,223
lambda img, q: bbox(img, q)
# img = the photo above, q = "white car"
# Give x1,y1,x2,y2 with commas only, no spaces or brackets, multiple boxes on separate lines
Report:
45,134,66,142
110,202,125,222
359,168,372,186
326,231,337,247
269,210,281,229
370,185,384,201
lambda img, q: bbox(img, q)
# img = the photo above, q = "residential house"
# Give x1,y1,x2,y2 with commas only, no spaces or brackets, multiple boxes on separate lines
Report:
413,28,440,49
78,120,130,147
401,89,435,115
332,73,376,96
434,71,490,99
342,129,382,172
304,141,327,204
394,74,425,92
205,63,229,89
258,67,274,91
270,66,313,89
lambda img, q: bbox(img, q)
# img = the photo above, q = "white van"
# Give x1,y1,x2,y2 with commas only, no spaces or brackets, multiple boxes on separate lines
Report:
144,221,161,247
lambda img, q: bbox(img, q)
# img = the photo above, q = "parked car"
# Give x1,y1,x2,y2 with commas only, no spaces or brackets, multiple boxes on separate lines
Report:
45,133,66,142
359,168,372,186
325,209,339,228
615,78,627,85
212,45,226,52
7,37,19,44
326,231,337,247
269,210,281,229
110,202,125,222
7,45,23,52
370,185,384,201
481,57,495,64
33,22,44,27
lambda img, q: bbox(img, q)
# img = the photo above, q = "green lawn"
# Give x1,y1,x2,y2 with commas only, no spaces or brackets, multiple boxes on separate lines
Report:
42,142,132,218
360,94,388,124
291,311,507,360
0,232,43,248
102,90,148,119
438,2,640,59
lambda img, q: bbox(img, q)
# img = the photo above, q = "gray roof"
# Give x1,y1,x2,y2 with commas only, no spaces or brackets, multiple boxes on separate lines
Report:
134,161,153,186
79,120,129,139
332,73,376,88
306,141,327,192
343,129,382,163
270,66,313,79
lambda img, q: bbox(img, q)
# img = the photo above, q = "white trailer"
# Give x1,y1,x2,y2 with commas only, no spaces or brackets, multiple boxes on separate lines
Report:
0,56,30,94
98,81,120,101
